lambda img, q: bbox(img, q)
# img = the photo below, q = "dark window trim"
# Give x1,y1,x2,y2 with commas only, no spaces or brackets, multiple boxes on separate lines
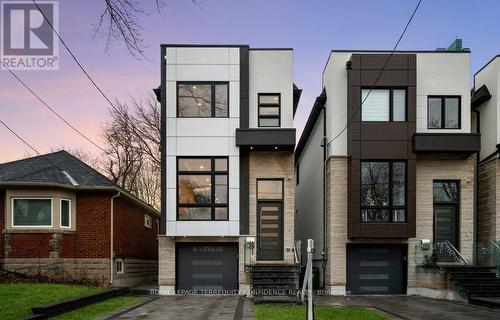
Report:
360,160,407,223
258,93,281,127
427,95,462,129
360,87,407,122
296,162,300,186
432,180,460,250
176,81,230,118
176,156,229,221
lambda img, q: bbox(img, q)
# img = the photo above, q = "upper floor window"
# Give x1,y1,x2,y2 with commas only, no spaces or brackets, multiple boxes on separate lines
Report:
177,82,229,118
361,88,406,122
177,157,228,220
427,96,460,129
258,93,280,127
361,161,406,223
12,198,52,227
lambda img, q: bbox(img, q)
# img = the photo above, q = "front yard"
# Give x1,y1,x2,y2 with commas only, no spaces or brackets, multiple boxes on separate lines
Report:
254,305,390,320
0,283,139,320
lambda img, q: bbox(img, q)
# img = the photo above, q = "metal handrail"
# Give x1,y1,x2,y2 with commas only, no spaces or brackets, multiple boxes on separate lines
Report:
436,240,468,265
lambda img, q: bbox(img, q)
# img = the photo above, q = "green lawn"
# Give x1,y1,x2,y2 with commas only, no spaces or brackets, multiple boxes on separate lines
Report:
53,296,143,320
0,283,104,320
254,305,390,320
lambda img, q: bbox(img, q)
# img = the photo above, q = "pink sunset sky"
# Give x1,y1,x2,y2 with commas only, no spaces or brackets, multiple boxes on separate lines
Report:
1,0,500,163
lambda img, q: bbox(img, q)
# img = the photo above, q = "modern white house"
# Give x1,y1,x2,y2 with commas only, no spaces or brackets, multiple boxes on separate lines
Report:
157,45,301,294
295,40,492,301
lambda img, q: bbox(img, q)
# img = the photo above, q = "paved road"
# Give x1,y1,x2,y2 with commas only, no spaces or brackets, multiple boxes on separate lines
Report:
316,295,500,320
103,295,253,320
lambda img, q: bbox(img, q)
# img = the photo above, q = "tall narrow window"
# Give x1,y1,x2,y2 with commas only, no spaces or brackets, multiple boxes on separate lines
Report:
361,161,406,222
427,96,461,129
361,88,406,122
60,199,71,228
177,82,229,117
258,93,280,127
177,157,229,220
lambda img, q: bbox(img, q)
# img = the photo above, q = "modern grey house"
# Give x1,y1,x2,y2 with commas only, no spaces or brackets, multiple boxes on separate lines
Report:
157,45,301,294
294,40,498,301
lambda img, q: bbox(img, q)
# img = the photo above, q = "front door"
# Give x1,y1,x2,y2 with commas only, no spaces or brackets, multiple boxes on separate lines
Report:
434,204,458,248
257,202,283,260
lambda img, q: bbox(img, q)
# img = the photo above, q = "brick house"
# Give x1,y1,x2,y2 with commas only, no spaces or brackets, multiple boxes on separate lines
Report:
0,150,159,287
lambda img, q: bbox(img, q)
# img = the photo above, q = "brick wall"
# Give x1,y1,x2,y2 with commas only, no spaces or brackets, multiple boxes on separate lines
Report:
478,159,499,242
0,191,4,258
113,196,158,260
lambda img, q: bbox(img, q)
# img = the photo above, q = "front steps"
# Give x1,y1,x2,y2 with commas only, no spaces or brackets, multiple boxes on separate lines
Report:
249,264,300,299
446,266,500,307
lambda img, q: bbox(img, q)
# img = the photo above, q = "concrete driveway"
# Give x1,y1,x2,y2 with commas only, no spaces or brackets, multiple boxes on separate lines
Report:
103,295,253,320
316,295,500,320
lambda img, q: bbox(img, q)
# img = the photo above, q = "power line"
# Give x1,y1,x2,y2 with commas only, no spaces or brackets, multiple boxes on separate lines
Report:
0,61,109,155
327,0,423,145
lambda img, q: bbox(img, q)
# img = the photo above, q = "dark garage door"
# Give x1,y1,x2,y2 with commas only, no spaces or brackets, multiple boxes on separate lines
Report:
177,243,238,293
347,244,407,294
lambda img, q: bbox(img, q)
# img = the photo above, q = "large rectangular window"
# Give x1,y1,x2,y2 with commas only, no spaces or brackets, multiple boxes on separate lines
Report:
258,93,280,127
427,96,461,129
177,157,228,220
12,198,52,227
361,88,406,122
361,161,406,222
177,82,229,118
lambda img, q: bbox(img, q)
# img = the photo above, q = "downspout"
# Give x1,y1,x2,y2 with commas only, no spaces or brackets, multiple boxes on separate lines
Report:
110,191,121,285
321,105,327,289
473,108,480,265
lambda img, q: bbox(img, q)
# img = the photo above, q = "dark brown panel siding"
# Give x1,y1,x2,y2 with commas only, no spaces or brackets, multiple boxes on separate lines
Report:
347,54,417,238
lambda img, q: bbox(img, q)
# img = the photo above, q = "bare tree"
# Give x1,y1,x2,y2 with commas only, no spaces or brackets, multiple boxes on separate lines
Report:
95,0,203,59
101,94,161,209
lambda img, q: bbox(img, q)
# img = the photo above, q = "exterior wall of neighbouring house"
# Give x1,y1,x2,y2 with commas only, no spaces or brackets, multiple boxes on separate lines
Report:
1,189,158,287
478,159,500,242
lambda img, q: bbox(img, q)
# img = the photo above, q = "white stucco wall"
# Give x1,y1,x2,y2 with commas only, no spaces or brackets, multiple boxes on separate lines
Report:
249,50,294,128
474,58,499,161
165,47,240,236
295,114,325,261
416,52,471,133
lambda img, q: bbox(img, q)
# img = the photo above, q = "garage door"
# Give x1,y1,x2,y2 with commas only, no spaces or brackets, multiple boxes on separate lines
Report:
347,245,407,294
177,243,238,293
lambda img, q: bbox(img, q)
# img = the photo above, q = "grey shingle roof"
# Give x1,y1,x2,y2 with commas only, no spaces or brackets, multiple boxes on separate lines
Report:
0,150,114,187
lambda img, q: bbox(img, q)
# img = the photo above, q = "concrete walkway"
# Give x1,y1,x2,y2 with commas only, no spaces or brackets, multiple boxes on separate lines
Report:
316,295,500,320
106,295,253,320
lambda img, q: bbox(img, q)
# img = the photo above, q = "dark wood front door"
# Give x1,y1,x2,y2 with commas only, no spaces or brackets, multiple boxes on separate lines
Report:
257,202,283,260
434,204,458,248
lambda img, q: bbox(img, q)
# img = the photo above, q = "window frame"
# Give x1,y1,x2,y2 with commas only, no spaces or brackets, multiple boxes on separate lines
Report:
116,258,124,274
427,95,461,129
360,160,407,223
176,156,229,221
176,81,229,118
144,214,152,229
361,87,407,122
60,198,71,228
258,93,281,127
11,197,53,228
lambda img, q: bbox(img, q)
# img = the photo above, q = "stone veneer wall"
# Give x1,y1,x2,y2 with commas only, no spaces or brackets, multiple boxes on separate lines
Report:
407,154,475,300
325,156,348,292
478,159,500,242
249,151,295,264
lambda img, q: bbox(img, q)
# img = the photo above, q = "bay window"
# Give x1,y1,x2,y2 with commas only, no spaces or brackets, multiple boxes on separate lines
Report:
177,157,229,220
60,199,71,228
361,161,406,222
12,198,52,227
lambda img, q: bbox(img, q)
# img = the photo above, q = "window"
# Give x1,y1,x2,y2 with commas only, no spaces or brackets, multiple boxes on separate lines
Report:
60,199,71,228
177,82,229,117
258,93,280,127
144,215,152,228
361,161,406,222
361,89,406,122
296,162,300,186
257,180,283,200
177,157,229,220
427,96,461,129
116,259,124,274
12,198,52,227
